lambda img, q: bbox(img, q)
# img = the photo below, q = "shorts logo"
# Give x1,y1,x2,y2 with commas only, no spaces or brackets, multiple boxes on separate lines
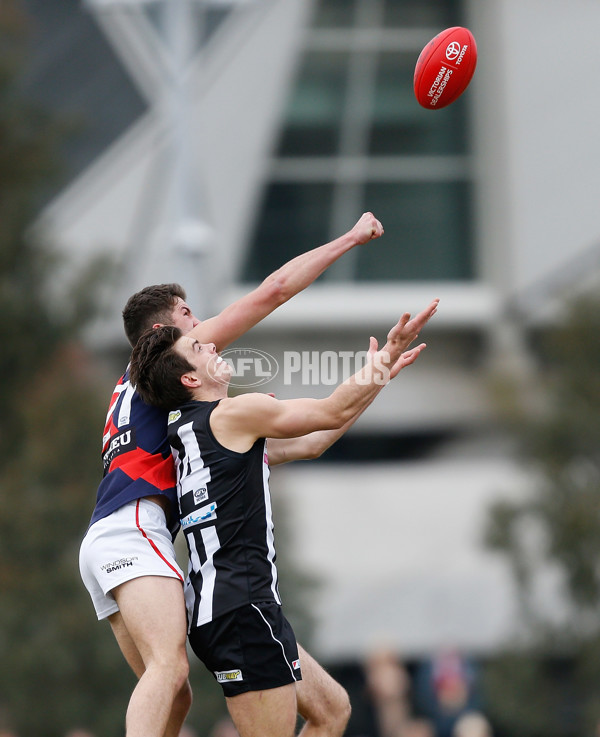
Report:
292,659,301,670
101,556,139,573
193,487,209,504
215,669,243,683
168,410,181,424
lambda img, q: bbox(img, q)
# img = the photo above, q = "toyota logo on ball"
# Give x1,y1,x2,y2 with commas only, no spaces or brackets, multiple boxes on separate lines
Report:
445,41,461,61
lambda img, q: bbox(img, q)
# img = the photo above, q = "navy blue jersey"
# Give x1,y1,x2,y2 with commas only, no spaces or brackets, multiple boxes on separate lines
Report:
90,366,179,535
168,400,280,628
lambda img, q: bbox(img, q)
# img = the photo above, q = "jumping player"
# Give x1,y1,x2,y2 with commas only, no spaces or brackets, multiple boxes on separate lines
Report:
128,300,438,737
79,214,389,737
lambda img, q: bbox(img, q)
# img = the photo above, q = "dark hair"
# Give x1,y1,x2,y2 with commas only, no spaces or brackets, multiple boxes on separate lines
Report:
129,326,195,410
122,283,187,347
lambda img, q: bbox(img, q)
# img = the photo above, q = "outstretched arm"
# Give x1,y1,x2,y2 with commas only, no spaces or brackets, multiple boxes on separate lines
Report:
210,299,439,454
266,335,385,465
188,212,384,350
265,318,431,465
266,391,375,466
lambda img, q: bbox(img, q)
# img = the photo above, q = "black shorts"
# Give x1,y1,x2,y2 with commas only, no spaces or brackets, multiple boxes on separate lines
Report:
188,601,302,696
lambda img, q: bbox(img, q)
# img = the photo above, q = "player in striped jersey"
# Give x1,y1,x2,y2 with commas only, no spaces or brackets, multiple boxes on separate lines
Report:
129,299,439,737
79,213,390,737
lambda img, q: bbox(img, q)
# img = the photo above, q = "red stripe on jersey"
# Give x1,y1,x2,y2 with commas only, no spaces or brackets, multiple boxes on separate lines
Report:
102,374,128,451
135,500,183,581
109,447,176,491
105,377,126,420
102,417,119,453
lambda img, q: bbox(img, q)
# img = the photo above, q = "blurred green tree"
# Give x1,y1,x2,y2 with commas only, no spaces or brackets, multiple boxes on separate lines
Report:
483,295,600,737
0,3,131,735
0,5,319,736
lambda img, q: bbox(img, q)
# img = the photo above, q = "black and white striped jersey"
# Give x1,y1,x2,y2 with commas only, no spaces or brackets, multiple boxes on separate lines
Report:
167,400,281,629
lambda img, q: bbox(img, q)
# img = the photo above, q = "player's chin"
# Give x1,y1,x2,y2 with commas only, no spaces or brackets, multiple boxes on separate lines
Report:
214,361,232,382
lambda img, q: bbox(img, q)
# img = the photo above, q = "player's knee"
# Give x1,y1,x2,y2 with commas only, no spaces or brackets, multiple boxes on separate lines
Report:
157,648,190,692
174,679,193,716
173,652,190,691
332,685,351,732
312,683,351,735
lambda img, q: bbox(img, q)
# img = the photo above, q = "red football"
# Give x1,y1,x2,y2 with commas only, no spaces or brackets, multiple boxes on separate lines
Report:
413,26,477,110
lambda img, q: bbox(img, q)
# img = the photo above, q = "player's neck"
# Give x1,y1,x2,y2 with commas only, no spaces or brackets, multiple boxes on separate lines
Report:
193,385,228,402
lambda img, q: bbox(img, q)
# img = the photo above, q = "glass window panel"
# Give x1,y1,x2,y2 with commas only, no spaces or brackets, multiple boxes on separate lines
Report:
354,181,473,280
277,52,348,156
383,0,461,28
242,184,334,282
245,0,474,286
315,0,460,28
369,51,468,155
313,0,358,28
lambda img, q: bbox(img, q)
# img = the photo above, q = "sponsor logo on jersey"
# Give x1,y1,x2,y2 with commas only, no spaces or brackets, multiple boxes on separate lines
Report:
168,410,182,424
102,428,137,472
101,556,139,573
215,669,243,682
193,487,209,505
292,659,301,670
181,502,217,529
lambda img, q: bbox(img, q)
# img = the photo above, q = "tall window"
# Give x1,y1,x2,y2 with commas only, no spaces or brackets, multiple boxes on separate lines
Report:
243,0,473,283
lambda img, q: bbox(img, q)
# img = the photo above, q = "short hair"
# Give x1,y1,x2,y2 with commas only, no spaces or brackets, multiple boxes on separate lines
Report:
129,326,195,410
122,283,187,347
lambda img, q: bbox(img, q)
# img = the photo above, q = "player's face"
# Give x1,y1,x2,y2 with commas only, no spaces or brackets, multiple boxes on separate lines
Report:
175,335,231,385
169,298,200,334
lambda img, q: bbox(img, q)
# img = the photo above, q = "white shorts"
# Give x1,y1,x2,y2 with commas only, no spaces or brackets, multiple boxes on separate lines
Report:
79,498,184,620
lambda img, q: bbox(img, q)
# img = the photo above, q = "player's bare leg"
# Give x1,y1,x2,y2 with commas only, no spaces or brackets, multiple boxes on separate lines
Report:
109,611,192,737
110,576,191,737
295,645,351,737
164,681,193,737
225,683,297,737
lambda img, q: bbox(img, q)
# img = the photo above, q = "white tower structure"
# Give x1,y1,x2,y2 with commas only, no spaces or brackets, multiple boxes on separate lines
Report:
38,0,313,345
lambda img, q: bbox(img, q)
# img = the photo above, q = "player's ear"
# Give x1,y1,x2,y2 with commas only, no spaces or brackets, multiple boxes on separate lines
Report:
181,372,201,389
152,322,164,330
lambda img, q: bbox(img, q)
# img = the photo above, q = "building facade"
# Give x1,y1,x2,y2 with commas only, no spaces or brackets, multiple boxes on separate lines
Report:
30,0,600,658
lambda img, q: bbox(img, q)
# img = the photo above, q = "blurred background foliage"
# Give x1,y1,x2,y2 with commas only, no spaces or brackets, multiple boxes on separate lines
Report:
483,297,600,737
0,5,316,735
0,4,133,735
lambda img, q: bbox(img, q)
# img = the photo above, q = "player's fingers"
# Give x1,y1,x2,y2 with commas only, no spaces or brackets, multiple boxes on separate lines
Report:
406,299,439,335
371,217,384,238
425,298,440,317
415,298,439,324
388,313,411,339
402,343,425,363
389,343,426,378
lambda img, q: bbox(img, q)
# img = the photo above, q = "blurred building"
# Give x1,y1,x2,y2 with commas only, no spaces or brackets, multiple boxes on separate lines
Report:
23,0,600,660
